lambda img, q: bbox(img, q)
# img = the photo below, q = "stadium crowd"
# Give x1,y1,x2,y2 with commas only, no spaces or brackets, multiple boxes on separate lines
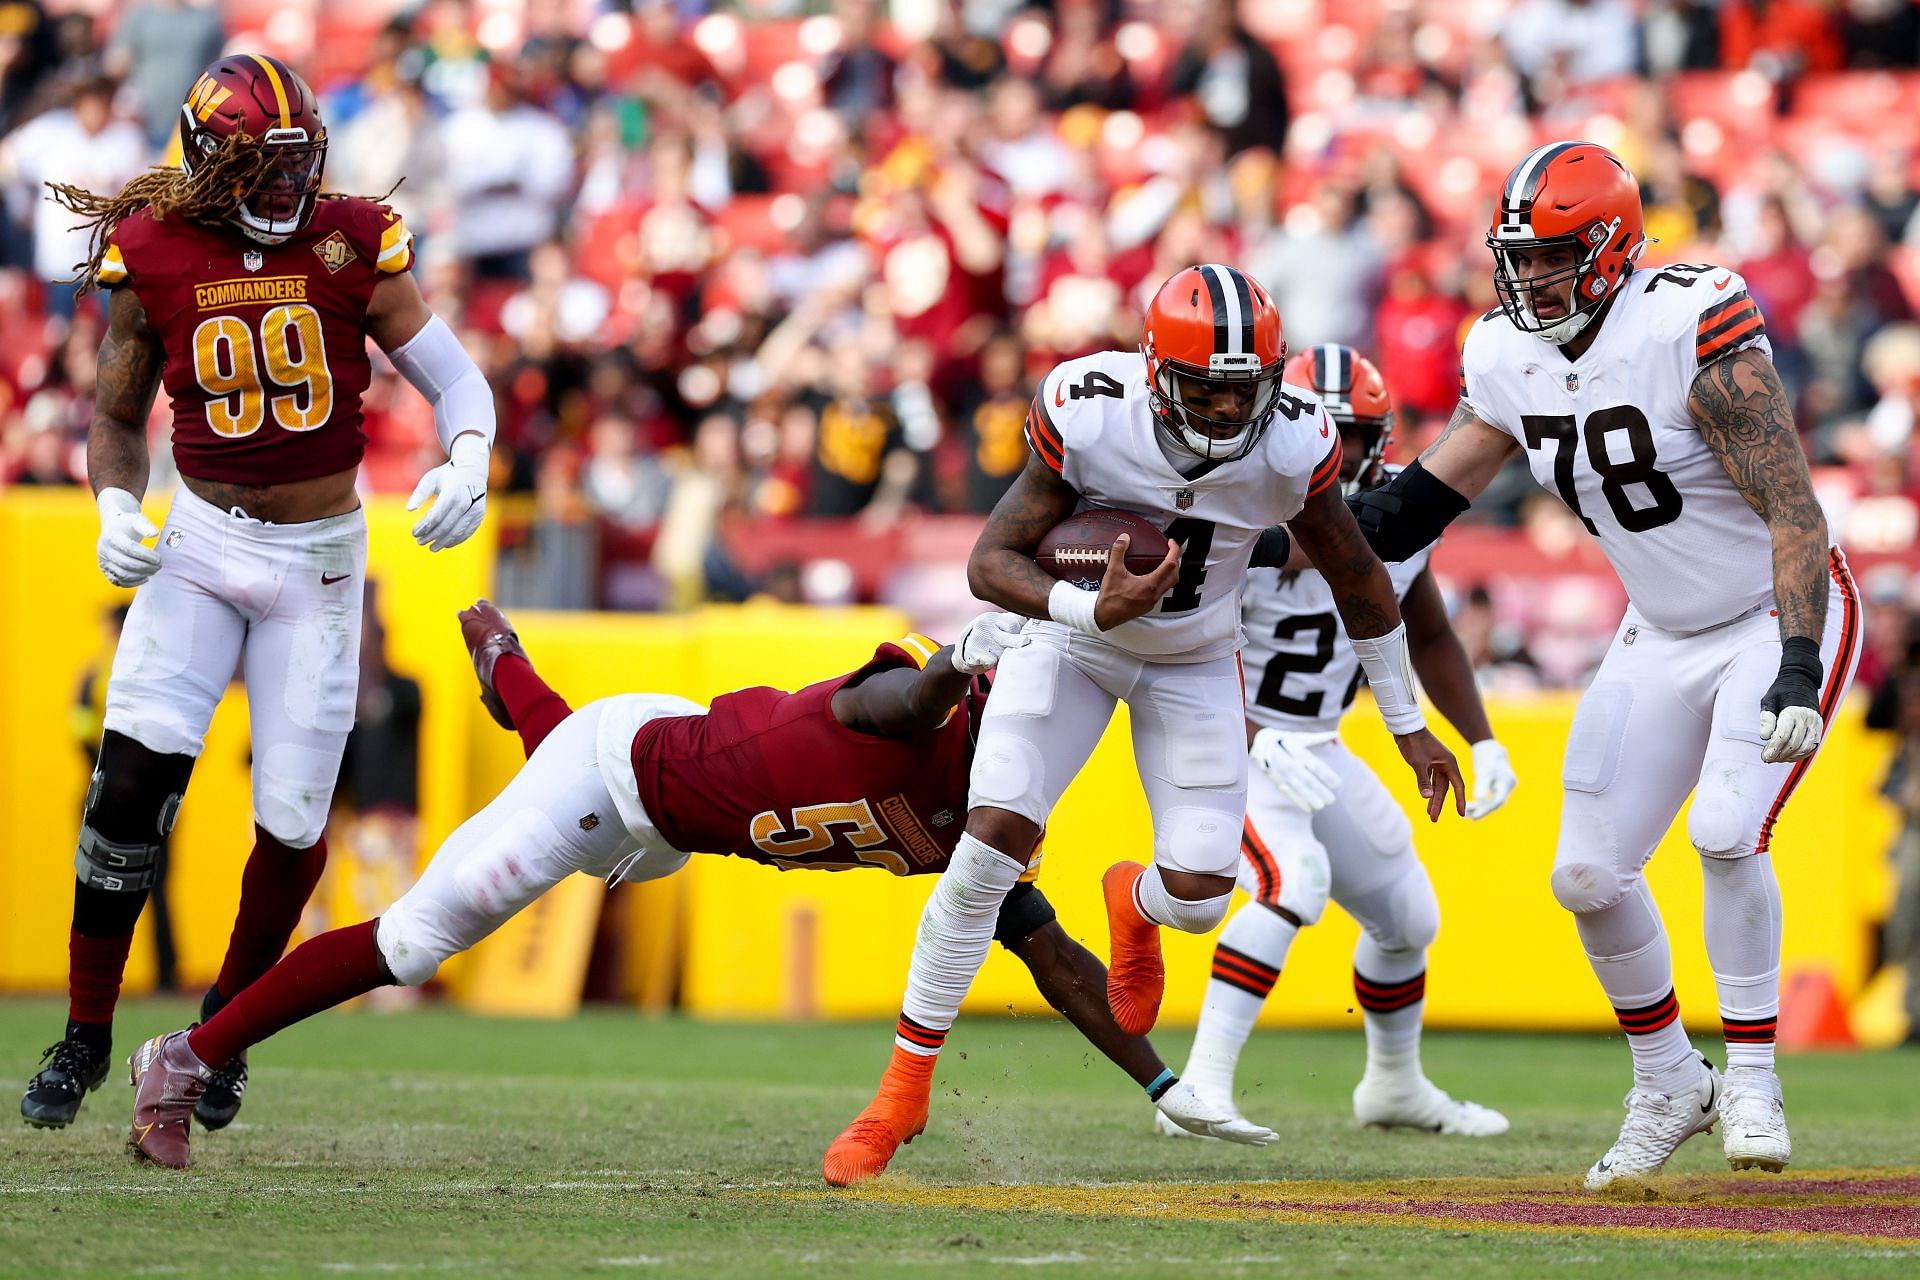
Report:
4,0,1920,656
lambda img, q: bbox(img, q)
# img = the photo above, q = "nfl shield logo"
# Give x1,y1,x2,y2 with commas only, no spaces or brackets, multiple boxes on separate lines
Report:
243,250,264,272
1175,489,1195,510
1623,625,1638,646
1565,372,1580,393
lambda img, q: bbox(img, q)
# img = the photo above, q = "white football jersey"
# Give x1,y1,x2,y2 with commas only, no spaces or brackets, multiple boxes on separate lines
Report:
1242,470,1435,734
1461,264,1775,634
1026,349,1341,662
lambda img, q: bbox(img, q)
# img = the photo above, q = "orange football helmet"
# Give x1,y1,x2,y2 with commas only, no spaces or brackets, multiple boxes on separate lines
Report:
1283,344,1394,494
179,53,328,245
1142,264,1287,461
1487,141,1647,345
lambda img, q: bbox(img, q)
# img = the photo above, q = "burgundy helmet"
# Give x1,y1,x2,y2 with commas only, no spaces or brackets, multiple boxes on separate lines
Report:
178,53,327,244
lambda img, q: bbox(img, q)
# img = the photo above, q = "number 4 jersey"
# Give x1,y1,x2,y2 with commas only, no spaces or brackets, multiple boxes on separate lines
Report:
1461,264,1774,633
96,198,415,485
1025,349,1342,663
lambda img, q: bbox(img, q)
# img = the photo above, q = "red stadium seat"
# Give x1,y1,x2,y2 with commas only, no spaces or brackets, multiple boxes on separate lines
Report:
1790,72,1920,136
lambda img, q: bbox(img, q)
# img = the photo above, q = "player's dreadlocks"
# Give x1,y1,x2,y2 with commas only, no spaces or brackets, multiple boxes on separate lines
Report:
47,134,389,295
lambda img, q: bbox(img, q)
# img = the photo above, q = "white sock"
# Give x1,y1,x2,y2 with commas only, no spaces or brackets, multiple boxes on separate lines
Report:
1186,904,1297,1102
1575,879,1697,1089
1134,863,1233,933
1353,934,1425,1078
895,832,1025,1056
1702,852,1782,1072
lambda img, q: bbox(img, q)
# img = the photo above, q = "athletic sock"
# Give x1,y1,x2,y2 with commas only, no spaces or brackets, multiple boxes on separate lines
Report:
214,828,328,1001
896,833,1026,1046
1702,852,1783,1072
1354,935,1427,1077
492,654,572,756
189,919,390,1068
1186,904,1296,1103
1574,879,1698,1089
67,874,151,1031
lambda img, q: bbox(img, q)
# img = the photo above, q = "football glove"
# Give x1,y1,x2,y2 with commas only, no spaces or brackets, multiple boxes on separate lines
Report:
95,487,161,588
1465,738,1517,820
1250,728,1341,812
1759,636,1824,764
949,611,1029,675
407,433,490,552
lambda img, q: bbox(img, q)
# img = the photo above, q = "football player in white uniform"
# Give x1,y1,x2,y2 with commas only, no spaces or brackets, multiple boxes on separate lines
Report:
1312,143,1862,1187
824,265,1465,1186
1159,345,1516,1142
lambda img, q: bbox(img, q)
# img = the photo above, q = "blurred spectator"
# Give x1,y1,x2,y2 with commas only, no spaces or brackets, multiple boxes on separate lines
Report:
1736,198,1818,393
1721,0,1845,80
1501,0,1639,91
1037,0,1132,111
1641,1,1722,75
953,330,1031,514
1245,185,1386,352
1841,0,1920,69
0,0,59,138
821,0,896,122
439,64,573,280
808,343,913,520
103,0,223,149
1168,0,1289,159
584,414,671,531
0,76,148,318
331,64,446,241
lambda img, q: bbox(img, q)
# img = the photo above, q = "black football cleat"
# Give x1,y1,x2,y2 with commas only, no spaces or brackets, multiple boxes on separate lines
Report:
22,1033,112,1128
459,599,528,731
193,1050,246,1131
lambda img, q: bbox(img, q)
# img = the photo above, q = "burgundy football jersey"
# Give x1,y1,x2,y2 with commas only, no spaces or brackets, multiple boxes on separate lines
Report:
630,639,974,876
97,197,415,485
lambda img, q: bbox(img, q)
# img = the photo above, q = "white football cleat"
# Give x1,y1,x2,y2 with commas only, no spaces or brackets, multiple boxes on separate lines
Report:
1721,1066,1791,1172
1352,1072,1510,1136
1152,1079,1277,1146
1583,1055,1721,1191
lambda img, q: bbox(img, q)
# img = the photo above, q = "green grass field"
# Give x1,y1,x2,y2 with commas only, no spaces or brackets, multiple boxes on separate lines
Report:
2,997,1917,1278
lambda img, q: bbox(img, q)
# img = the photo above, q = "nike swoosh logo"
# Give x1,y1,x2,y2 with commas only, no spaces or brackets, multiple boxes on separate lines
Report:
1714,275,1732,289
135,1121,155,1141
1320,422,1329,437
1054,383,1066,409
321,572,351,585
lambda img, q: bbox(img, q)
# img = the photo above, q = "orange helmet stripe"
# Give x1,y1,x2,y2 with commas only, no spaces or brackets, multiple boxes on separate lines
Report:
247,53,292,129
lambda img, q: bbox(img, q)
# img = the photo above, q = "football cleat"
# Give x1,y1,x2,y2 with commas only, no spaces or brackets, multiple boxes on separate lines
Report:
1103,862,1164,1036
128,1031,210,1169
194,1049,246,1131
459,599,527,731
21,1033,112,1128
1353,1071,1510,1136
1150,1081,1277,1145
1721,1065,1791,1173
1583,1054,1720,1191
822,1047,933,1187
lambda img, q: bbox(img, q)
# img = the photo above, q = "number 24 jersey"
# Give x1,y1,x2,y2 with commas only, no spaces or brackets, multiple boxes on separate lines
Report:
1460,265,1775,634
1024,349,1342,663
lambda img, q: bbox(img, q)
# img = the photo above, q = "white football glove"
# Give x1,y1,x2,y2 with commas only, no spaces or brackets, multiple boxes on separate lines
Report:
1250,727,1341,812
1759,705,1823,763
949,611,1029,675
407,433,490,551
95,487,161,588
1465,738,1517,820
1153,1079,1277,1146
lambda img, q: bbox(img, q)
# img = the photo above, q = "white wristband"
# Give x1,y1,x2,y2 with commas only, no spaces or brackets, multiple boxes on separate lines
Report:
1047,580,1103,635
1349,622,1426,735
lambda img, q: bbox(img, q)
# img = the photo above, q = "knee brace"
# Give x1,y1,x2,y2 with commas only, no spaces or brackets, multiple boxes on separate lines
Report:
1688,761,1757,860
75,730,193,892
993,882,1059,948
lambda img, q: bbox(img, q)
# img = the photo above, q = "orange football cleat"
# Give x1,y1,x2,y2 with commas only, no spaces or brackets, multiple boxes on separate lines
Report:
1104,861,1164,1035
822,1047,935,1187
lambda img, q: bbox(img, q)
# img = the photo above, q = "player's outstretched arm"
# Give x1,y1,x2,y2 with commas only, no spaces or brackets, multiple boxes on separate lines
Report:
87,286,166,587
1689,346,1832,762
368,272,496,552
1404,568,1515,819
968,454,1180,631
1001,900,1276,1145
831,616,1028,739
1291,486,1464,820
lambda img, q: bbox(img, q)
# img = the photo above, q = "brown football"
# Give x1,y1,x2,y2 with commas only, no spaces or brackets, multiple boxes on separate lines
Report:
1035,509,1171,588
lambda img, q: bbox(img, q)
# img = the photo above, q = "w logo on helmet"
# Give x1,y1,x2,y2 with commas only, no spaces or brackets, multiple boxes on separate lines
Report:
184,75,231,123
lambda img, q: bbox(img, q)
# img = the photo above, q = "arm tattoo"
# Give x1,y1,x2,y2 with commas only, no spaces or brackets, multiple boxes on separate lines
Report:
86,288,165,499
969,455,1081,618
1687,347,1829,641
1419,400,1478,463
1289,484,1399,638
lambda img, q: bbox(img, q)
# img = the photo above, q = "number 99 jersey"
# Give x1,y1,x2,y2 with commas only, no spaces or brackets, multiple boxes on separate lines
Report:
1460,265,1774,634
1242,474,1434,735
1025,349,1342,663
95,197,415,486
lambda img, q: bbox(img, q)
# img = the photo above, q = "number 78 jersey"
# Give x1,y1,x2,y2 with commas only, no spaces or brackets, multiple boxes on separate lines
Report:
1460,264,1776,634
1025,349,1342,663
